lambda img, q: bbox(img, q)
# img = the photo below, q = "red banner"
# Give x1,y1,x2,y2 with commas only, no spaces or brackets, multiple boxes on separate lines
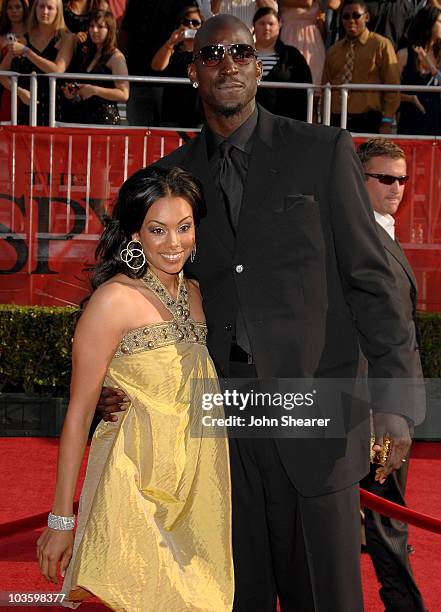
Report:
1,126,440,310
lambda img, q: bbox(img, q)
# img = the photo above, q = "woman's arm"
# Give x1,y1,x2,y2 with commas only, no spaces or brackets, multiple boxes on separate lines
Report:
0,47,14,89
397,48,408,76
151,28,185,71
396,48,426,112
37,282,129,584
77,50,129,102
257,0,278,8
8,32,75,73
211,0,222,14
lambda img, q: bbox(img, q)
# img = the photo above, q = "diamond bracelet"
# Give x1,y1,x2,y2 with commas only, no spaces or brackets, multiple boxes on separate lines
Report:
48,512,75,530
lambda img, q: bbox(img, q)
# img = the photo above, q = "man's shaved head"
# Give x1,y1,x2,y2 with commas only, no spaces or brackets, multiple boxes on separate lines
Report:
187,13,261,129
193,14,254,52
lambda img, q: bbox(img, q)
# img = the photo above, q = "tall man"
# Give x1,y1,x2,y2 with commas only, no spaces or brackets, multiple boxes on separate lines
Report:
357,138,426,612
159,15,426,611
100,14,423,611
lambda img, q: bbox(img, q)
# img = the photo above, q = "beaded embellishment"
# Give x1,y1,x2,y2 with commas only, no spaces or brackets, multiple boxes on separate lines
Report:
114,270,207,358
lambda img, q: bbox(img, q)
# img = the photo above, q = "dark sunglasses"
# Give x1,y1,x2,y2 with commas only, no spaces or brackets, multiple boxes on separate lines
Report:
342,11,366,20
193,43,257,67
181,18,201,27
365,173,409,186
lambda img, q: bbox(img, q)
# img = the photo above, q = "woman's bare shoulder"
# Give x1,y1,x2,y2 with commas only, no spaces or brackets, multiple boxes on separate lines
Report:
82,275,156,322
186,277,201,295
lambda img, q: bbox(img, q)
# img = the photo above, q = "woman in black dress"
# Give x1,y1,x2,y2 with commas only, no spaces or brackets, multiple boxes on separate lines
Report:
151,4,203,128
253,7,312,122
63,0,108,38
1,0,75,125
397,6,441,136
62,9,129,124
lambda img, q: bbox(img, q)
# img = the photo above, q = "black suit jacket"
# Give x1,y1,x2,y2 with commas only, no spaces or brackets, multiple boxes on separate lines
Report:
158,106,424,495
376,223,421,368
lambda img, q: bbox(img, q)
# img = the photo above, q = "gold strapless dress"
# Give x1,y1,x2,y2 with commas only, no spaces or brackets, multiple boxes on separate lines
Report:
61,319,234,612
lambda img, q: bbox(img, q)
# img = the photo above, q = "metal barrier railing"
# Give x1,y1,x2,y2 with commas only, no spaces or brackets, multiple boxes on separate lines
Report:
1,70,441,134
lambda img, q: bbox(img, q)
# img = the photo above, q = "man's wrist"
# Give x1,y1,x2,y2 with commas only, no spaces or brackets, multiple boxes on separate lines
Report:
21,45,30,57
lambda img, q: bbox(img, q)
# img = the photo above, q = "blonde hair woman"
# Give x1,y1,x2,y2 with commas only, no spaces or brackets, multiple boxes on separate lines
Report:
0,0,74,124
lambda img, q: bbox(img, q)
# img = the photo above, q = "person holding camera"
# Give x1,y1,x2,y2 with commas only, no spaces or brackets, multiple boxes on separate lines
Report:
0,0,75,125
0,0,29,120
151,4,204,127
62,9,128,124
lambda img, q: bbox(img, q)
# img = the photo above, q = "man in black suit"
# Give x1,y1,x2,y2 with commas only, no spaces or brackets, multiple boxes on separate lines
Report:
358,138,426,612
99,15,424,611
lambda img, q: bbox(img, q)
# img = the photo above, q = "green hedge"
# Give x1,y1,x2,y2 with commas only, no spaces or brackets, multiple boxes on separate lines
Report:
0,305,78,395
417,312,441,378
0,305,440,395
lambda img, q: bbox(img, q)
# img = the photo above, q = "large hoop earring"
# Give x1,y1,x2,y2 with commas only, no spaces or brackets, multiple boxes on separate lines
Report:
120,240,146,271
190,243,197,263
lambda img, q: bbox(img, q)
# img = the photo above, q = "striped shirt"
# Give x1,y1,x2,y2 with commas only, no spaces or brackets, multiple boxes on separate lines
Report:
257,51,279,77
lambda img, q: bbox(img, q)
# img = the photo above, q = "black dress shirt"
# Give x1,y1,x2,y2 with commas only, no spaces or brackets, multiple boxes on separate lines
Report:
205,108,259,355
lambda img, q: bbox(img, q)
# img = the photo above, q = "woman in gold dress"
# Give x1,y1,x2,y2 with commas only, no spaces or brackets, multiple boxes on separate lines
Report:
37,166,234,612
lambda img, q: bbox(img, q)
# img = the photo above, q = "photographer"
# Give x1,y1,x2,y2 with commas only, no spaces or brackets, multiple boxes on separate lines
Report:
151,4,203,127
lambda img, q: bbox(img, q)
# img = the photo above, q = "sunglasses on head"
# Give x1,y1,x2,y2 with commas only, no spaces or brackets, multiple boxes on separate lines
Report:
365,173,409,186
193,43,257,67
342,11,366,20
181,18,201,27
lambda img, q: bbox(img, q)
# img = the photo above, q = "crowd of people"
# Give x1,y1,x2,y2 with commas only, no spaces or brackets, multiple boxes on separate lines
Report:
0,0,441,135
0,0,439,133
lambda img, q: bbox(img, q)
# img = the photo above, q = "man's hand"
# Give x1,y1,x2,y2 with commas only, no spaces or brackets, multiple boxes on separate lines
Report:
372,412,411,484
97,386,130,422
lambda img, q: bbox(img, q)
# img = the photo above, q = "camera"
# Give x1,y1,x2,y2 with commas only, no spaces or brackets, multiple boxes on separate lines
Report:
66,82,80,93
183,29,197,39
6,33,16,43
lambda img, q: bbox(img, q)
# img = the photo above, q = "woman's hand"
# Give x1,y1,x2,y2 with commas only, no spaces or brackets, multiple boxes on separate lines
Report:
75,31,88,45
166,27,186,50
8,41,28,57
412,94,426,114
413,45,437,75
17,87,32,105
37,528,74,584
77,84,97,100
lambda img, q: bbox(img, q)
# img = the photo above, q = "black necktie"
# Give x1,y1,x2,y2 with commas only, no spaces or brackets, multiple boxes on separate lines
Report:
218,142,252,355
219,141,242,232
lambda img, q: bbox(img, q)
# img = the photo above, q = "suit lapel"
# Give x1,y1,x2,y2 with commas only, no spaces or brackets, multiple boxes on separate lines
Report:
236,107,282,245
180,130,235,254
377,224,417,290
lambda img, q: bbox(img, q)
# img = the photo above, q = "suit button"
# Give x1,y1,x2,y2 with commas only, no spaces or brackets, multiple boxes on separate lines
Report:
225,323,232,332
235,264,244,273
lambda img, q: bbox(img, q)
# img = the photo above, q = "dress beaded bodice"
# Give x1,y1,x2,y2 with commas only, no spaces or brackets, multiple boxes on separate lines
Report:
115,270,207,358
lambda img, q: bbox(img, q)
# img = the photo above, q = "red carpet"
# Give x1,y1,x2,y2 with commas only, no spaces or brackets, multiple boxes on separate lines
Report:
1,438,440,611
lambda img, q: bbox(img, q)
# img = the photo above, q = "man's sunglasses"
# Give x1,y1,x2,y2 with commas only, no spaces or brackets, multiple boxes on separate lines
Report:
193,43,257,67
181,18,201,27
342,11,366,20
365,173,409,185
